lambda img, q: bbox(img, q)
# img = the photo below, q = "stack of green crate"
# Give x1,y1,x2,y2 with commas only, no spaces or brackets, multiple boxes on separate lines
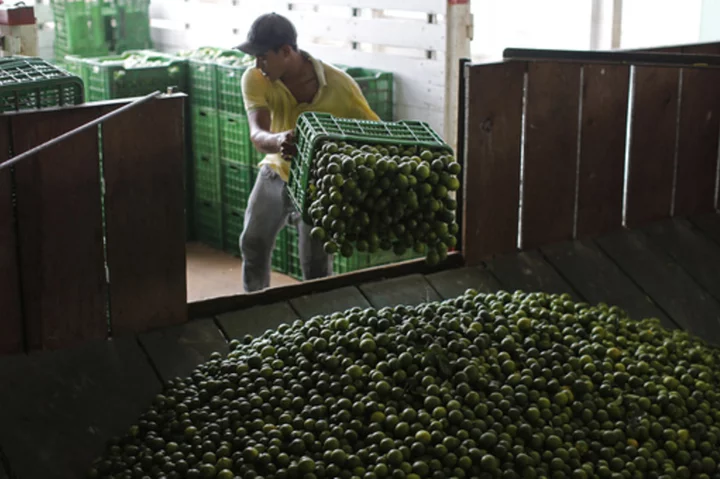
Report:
214,51,256,255
285,225,301,280
51,0,152,64
182,47,223,248
51,0,109,61
180,47,257,253
113,0,153,53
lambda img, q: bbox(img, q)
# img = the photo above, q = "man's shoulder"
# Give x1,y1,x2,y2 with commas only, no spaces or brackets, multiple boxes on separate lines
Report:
242,66,265,84
319,60,357,90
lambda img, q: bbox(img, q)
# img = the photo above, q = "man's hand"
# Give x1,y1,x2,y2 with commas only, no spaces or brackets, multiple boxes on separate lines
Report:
276,130,297,160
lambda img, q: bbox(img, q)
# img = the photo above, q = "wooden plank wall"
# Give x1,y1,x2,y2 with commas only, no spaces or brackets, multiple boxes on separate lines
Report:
463,47,720,264
0,95,188,355
11,107,109,351
0,116,23,355
102,97,188,335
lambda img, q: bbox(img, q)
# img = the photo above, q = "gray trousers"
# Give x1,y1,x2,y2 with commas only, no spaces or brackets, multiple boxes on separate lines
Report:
240,165,333,292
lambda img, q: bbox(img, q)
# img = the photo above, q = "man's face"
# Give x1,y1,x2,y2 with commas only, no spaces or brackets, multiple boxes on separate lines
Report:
254,45,291,81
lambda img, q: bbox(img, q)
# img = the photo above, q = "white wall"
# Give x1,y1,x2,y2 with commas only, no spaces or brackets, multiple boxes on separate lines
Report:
469,0,710,60
471,0,593,61
149,0,455,141
700,0,720,41
620,0,703,48
15,0,53,59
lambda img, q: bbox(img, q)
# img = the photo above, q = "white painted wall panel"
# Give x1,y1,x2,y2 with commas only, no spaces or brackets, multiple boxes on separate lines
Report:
149,0,450,137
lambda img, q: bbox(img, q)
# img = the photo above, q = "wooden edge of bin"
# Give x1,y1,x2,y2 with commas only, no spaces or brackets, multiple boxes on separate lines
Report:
502,48,720,68
188,252,464,319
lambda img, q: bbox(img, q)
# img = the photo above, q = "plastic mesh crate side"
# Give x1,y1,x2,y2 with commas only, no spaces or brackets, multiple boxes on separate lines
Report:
285,225,302,280
193,153,221,203
272,227,288,273
333,251,370,274
192,107,221,203
194,199,223,250
189,57,218,109
219,112,252,165
114,1,152,52
367,248,423,267
222,205,244,256
216,63,250,115
221,161,252,211
83,52,188,100
287,111,451,222
51,0,109,56
0,58,84,112
62,55,89,100
191,106,220,160
345,68,394,122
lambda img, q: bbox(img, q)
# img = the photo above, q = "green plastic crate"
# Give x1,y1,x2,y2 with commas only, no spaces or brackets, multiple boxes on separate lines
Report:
191,106,220,160
285,225,302,280
334,252,369,275
51,0,109,57
288,111,451,222
194,152,221,203
369,248,424,267
345,67,394,122
183,47,229,108
216,52,253,114
63,54,91,100
219,112,252,164
272,227,288,273
222,205,244,256
188,57,218,109
334,248,422,274
194,199,223,250
221,161,252,210
114,0,152,52
0,58,84,112
83,51,187,101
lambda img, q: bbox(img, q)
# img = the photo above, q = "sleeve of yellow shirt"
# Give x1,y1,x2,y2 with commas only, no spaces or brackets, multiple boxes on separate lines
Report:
241,67,269,113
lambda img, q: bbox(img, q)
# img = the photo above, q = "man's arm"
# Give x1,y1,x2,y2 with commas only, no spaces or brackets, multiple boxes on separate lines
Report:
248,108,294,158
242,67,296,159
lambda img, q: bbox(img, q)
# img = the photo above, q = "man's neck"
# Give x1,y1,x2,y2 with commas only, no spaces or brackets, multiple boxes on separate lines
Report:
281,50,311,83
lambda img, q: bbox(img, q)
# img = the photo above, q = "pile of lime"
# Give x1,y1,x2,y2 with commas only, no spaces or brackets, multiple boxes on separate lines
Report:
305,141,461,266
176,47,252,67
89,290,720,478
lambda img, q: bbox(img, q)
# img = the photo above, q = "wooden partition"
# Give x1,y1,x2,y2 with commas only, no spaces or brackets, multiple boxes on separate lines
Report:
624,41,720,55
0,95,188,355
462,46,720,265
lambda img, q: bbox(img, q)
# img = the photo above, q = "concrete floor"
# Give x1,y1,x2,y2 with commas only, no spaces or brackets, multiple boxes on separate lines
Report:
185,242,299,302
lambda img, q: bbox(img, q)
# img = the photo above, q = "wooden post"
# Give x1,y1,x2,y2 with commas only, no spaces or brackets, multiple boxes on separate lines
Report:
463,62,524,264
102,95,188,335
444,0,473,153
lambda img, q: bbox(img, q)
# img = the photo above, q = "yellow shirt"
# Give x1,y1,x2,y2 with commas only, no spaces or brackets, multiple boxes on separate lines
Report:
241,51,380,182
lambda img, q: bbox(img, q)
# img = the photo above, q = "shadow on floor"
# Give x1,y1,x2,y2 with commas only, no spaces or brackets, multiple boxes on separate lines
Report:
186,242,300,302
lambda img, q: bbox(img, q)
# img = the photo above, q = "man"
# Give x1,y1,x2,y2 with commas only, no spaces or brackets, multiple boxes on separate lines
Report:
235,12,380,293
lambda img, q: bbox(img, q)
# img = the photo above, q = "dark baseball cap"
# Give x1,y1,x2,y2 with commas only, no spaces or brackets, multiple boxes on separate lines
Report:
235,13,297,56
